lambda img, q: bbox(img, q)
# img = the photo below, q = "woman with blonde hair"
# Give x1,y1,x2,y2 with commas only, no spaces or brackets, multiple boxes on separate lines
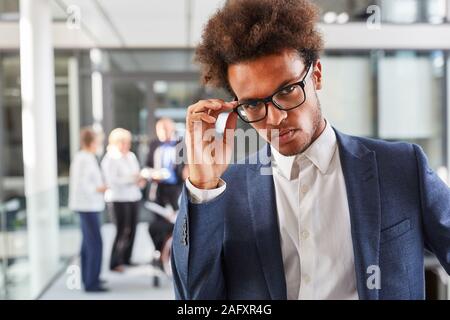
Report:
101,128,145,272
69,127,108,292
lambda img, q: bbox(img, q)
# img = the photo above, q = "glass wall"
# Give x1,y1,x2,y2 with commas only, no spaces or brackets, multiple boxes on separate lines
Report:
0,52,80,299
0,0,19,21
0,53,27,300
319,52,376,137
378,51,446,170
319,50,447,174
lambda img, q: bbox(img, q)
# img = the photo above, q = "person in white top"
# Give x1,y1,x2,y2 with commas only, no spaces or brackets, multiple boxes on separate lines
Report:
101,128,145,272
69,127,108,292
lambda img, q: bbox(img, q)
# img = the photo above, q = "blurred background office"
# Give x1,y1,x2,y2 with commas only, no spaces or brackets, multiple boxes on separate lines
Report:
0,0,449,300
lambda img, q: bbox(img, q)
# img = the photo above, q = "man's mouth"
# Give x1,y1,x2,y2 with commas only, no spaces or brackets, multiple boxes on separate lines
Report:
271,128,299,144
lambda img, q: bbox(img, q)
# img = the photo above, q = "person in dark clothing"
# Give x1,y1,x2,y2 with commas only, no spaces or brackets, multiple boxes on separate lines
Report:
145,118,187,269
107,201,139,269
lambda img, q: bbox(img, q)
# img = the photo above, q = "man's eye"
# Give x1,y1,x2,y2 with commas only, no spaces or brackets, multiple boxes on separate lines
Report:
279,85,296,95
244,103,261,110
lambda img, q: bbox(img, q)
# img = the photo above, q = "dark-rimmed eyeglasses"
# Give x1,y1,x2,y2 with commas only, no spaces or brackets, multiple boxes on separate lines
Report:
234,63,313,123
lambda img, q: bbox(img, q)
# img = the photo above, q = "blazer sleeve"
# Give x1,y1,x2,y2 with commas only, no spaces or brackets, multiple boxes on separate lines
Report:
171,184,227,299
414,144,450,274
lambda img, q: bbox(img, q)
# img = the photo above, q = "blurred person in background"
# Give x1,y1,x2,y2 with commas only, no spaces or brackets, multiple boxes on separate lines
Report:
101,128,146,272
144,118,187,270
69,127,108,292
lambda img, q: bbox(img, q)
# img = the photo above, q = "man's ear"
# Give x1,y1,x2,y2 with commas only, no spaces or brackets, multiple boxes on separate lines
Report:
313,60,323,90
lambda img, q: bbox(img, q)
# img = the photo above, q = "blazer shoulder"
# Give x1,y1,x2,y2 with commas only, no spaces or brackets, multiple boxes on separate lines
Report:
354,135,415,155
335,130,420,170
337,129,415,158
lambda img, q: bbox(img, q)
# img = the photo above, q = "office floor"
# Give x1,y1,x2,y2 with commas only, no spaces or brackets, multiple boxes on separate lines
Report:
39,223,174,300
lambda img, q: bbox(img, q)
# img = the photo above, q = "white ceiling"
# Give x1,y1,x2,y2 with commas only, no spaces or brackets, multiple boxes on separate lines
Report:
54,0,226,47
0,0,450,50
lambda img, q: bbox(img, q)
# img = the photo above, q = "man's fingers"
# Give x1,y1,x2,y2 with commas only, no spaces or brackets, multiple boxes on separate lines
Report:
199,113,217,124
202,101,238,120
206,98,225,105
190,102,222,114
188,101,238,133
221,100,239,111
188,114,216,128
190,100,237,115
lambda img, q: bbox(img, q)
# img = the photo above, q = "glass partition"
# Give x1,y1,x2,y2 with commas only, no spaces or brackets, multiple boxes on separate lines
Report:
0,185,81,300
378,51,446,170
0,0,19,21
319,50,446,173
0,52,81,299
319,53,375,137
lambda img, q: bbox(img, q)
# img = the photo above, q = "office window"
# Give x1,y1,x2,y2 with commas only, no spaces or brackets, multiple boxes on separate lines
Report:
0,52,80,299
378,51,445,170
0,0,18,21
319,53,375,137
318,50,447,172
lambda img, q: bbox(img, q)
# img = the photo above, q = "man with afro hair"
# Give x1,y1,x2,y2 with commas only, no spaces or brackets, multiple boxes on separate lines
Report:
171,0,450,300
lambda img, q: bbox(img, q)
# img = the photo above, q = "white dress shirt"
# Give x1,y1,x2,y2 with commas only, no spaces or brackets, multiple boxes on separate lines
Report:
101,148,142,203
186,120,359,300
69,150,105,212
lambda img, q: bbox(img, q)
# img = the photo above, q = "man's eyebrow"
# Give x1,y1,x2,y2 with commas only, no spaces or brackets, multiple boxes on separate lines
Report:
239,74,301,101
276,75,302,91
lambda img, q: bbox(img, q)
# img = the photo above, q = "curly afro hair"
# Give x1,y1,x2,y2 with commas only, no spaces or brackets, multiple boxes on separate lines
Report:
195,0,324,94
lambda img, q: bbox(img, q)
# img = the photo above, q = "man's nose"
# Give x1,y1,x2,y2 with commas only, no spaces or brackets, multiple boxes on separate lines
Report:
266,103,287,126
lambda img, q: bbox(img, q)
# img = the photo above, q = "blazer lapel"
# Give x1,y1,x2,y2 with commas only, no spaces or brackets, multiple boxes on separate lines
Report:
335,129,381,300
247,145,287,300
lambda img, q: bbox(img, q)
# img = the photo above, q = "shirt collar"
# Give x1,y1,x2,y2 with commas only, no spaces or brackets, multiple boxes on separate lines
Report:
270,119,337,179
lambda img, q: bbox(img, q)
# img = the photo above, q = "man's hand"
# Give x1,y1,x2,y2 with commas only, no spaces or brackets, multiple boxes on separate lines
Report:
96,185,108,193
186,99,238,190
137,176,147,189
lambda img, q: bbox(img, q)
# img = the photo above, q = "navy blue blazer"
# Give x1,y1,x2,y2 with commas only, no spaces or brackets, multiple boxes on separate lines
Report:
171,129,450,300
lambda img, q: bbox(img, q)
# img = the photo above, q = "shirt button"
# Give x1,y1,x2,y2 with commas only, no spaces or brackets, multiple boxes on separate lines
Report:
303,274,311,284
301,185,309,194
301,230,310,240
